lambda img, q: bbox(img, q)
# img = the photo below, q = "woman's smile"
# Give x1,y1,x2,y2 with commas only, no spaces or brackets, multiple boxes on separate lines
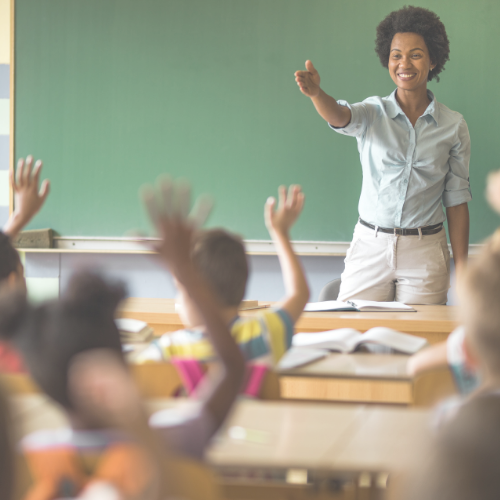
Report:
397,72,417,81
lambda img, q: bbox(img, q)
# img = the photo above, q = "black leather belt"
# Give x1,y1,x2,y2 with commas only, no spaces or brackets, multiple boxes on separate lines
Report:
359,219,443,236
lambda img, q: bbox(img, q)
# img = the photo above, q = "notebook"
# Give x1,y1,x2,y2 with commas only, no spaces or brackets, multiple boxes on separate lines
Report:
304,300,416,312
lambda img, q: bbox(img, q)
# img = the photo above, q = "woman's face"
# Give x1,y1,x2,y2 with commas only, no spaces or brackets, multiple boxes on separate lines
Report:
388,32,434,92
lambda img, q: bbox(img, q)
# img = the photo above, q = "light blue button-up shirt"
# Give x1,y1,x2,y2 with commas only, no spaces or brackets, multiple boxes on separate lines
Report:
331,90,472,229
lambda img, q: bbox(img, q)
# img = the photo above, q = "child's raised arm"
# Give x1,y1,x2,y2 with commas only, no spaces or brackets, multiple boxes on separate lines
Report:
407,341,448,376
265,185,310,323
294,60,351,128
141,177,245,435
3,156,50,239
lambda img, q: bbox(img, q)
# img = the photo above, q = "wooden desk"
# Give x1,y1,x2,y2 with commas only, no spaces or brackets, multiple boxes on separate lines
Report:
117,298,185,336
295,306,458,344
278,353,413,405
208,400,430,476
118,298,459,344
10,395,429,477
278,353,457,406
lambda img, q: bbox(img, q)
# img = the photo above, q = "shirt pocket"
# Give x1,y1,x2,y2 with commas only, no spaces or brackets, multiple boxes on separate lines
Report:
432,238,450,275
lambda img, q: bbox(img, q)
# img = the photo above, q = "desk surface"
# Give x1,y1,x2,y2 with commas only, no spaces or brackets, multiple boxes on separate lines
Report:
208,400,430,473
10,395,430,474
118,298,459,343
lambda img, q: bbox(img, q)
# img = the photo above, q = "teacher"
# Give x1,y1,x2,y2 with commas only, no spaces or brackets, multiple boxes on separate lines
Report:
295,6,471,305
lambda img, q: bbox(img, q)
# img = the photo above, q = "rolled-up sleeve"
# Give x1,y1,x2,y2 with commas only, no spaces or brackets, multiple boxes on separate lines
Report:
329,100,370,138
442,118,472,207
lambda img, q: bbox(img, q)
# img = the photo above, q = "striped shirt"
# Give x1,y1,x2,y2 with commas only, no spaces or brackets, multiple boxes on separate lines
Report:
136,308,294,365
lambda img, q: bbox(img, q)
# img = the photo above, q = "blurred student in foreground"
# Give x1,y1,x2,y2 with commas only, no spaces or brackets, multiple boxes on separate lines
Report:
407,169,500,395
396,395,500,500
0,179,245,499
137,183,310,367
394,236,500,499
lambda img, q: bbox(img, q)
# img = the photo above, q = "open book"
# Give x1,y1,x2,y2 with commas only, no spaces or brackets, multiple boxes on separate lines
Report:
304,300,416,312
292,327,428,355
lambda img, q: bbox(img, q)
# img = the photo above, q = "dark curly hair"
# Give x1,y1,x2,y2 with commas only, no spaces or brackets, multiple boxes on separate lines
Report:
0,272,126,410
375,6,450,82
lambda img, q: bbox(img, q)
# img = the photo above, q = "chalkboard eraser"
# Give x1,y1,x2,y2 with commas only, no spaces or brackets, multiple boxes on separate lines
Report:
13,229,54,249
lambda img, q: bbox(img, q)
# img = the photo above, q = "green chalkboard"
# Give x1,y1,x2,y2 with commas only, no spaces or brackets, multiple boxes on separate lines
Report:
14,0,500,242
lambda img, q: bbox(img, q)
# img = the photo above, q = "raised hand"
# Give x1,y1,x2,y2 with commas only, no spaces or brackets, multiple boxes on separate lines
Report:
294,60,321,98
265,185,305,237
3,156,50,238
487,169,500,215
140,176,212,273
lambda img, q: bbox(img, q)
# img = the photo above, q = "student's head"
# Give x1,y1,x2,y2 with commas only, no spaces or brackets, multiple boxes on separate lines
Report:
176,229,248,327
0,272,126,416
398,395,500,500
460,237,500,379
0,232,25,293
375,6,450,90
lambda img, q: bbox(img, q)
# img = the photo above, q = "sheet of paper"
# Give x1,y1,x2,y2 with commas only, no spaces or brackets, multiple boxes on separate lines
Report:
349,300,416,312
304,301,357,312
277,347,329,371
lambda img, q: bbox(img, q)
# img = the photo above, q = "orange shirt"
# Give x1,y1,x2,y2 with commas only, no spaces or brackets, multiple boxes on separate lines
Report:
21,429,155,500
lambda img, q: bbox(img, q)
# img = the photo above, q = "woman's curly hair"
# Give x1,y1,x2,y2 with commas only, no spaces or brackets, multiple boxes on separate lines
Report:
375,6,450,82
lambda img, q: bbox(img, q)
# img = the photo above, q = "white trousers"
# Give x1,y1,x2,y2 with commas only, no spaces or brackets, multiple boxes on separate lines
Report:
337,222,450,305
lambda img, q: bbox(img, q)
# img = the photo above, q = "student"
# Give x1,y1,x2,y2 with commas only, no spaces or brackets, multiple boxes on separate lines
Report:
295,6,470,304
0,179,246,497
456,236,500,396
137,184,310,365
407,169,500,394
397,394,500,500
0,155,50,373
395,242,500,500
65,349,177,500
1,155,50,292
410,233,500,402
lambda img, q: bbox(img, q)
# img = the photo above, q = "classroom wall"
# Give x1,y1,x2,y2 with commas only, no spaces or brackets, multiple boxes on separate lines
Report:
23,251,458,306
0,0,10,227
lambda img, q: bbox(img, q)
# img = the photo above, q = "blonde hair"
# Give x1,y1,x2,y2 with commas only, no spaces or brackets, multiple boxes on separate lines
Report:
398,395,500,500
461,233,500,375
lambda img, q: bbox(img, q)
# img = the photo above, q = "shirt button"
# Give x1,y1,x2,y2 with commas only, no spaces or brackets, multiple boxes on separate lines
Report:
403,179,408,184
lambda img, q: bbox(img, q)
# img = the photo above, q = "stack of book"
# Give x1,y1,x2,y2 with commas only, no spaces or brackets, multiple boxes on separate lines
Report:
115,318,154,343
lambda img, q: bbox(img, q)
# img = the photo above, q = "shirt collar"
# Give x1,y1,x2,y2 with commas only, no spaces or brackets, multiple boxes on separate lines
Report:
385,89,439,125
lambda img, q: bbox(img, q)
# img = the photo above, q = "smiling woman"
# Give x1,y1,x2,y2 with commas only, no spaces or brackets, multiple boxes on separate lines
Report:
294,6,471,305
